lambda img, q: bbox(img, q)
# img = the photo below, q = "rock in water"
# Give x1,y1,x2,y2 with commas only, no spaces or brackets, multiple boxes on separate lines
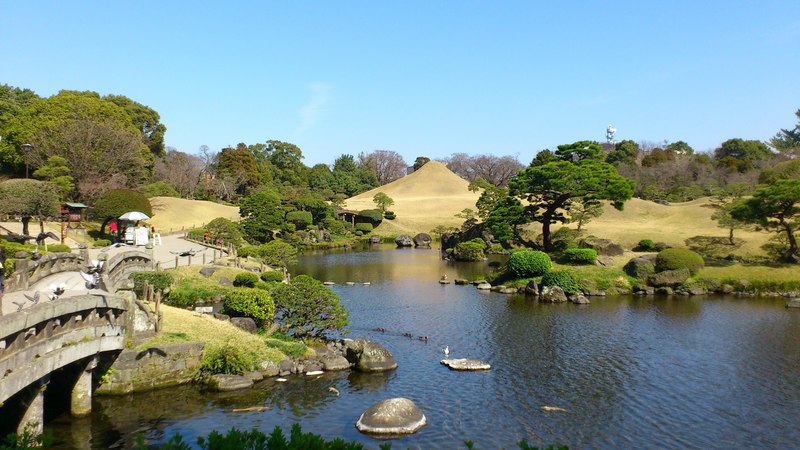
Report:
345,339,398,372
356,398,426,435
441,358,491,371
395,235,414,247
208,374,253,391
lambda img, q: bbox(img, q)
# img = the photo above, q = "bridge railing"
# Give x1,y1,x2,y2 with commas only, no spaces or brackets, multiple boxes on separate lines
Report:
5,248,90,293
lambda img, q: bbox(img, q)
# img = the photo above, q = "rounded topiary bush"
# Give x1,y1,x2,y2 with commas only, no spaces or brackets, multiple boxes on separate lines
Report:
563,248,597,265
507,250,551,278
540,270,581,295
222,287,275,326
655,248,705,275
636,239,655,251
233,272,260,288
260,270,284,283
453,238,487,261
383,211,396,220
355,222,374,233
237,245,257,258
93,239,111,248
46,244,72,253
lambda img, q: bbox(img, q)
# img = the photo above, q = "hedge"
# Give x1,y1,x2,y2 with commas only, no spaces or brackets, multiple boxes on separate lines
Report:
655,248,705,275
563,248,597,265
540,270,581,295
222,287,275,326
507,250,551,277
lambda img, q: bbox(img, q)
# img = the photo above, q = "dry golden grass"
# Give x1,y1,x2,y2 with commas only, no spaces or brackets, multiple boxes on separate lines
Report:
156,305,288,363
148,197,239,234
344,161,481,235
572,198,773,258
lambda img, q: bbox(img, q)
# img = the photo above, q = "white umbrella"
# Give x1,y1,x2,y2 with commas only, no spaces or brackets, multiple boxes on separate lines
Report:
119,211,150,221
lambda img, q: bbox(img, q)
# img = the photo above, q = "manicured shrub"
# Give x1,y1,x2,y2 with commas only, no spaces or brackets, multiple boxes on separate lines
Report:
236,245,257,258
507,249,551,277
233,272,260,288
655,247,705,275
167,282,228,308
204,217,245,247
46,244,72,253
383,210,396,220
223,287,275,326
286,210,313,230
551,227,580,251
93,239,111,248
453,238,487,261
563,248,597,264
93,189,152,222
355,222,373,233
142,181,180,198
130,271,174,296
358,209,383,223
260,270,284,283
637,239,655,251
540,270,581,295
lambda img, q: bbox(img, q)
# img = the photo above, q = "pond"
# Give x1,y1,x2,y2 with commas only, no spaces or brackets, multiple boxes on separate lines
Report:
47,246,800,448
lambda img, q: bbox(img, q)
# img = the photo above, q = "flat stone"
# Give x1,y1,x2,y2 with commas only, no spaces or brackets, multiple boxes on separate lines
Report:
441,358,491,371
570,294,590,304
356,398,426,435
199,267,217,277
787,298,800,309
476,283,492,290
194,306,213,314
323,281,335,285
439,279,451,284
306,370,324,376
208,374,253,391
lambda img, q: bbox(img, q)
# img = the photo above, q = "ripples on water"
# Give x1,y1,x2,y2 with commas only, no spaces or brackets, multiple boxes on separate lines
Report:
47,247,800,449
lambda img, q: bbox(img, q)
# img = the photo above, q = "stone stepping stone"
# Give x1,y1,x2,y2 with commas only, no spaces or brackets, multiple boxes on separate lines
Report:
441,358,491,371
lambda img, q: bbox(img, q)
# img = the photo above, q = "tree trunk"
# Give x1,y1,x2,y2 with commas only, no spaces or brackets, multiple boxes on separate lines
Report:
783,223,798,262
728,227,735,245
21,216,30,238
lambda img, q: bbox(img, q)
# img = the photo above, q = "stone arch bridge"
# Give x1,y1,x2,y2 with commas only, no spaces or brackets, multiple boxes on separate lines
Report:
0,246,155,435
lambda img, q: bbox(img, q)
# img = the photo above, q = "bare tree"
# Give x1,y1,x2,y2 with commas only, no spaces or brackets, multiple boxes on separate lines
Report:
154,147,204,198
443,153,523,187
358,150,407,185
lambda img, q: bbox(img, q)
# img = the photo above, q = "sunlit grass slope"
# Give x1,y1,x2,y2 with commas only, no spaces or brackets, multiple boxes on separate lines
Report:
148,197,240,233
344,161,482,235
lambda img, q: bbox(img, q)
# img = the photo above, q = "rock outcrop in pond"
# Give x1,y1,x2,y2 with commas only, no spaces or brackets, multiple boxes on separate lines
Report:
356,398,426,435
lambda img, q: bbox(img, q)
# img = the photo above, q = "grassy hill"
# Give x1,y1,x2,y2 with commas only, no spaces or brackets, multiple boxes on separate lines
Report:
148,197,239,234
343,161,481,235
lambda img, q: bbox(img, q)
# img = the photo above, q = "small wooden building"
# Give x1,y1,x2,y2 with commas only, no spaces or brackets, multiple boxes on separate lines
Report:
61,202,88,224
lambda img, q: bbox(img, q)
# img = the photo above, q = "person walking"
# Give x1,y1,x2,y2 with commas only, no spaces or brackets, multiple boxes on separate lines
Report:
0,246,6,314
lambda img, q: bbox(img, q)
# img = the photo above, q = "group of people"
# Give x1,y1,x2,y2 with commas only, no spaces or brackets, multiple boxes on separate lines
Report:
202,230,224,246
108,221,157,244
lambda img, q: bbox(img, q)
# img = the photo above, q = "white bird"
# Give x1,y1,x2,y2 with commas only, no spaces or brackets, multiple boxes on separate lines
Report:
443,345,450,357
48,283,66,301
80,271,101,289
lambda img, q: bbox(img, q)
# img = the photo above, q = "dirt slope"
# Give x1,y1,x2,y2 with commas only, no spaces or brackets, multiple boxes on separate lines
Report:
343,161,481,234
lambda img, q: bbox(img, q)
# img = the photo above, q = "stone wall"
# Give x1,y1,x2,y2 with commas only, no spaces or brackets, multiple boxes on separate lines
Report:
96,342,204,395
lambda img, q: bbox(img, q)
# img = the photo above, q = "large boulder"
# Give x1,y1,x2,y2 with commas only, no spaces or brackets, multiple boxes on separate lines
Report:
356,398,426,435
395,235,414,248
647,268,690,288
539,286,568,303
199,267,217,278
230,317,257,334
413,233,432,247
580,237,624,256
624,254,657,278
345,339,397,372
525,280,539,296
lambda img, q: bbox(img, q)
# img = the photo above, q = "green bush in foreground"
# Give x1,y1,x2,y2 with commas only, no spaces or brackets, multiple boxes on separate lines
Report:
655,247,705,275
131,271,174,295
637,239,655,251
93,239,112,248
132,424,568,450
200,341,258,375
233,272,260,288
260,270,285,283
563,248,597,265
45,244,71,253
540,270,581,295
223,287,275,326
507,249,551,277
355,222,373,233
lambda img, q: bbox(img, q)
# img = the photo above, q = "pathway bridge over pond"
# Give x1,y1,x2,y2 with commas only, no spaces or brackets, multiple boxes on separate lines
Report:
0,246,156,435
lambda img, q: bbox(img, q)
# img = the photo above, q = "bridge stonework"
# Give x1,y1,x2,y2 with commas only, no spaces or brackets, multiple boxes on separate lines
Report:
0,248,157,435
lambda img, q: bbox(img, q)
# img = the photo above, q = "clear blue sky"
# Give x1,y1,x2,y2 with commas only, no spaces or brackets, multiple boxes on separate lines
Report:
2,1,798,166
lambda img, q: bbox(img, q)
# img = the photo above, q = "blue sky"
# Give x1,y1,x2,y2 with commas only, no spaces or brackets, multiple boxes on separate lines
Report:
2,1,799,166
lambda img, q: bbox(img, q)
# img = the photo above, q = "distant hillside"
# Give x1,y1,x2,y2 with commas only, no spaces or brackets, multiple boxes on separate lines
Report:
148,197,239,234
344,161,481,234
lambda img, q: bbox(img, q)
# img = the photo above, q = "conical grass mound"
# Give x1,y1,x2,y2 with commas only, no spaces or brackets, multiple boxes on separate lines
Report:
344,161,480,235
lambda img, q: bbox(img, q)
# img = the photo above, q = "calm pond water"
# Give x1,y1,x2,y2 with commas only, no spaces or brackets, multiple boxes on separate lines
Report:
48,246,800,449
